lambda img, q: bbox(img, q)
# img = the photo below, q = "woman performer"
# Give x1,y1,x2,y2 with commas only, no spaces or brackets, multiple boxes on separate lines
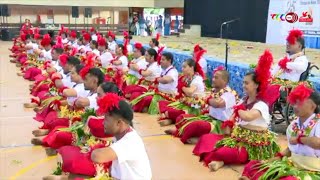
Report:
157,57,206,126
241,84,320,180
192,50,281,171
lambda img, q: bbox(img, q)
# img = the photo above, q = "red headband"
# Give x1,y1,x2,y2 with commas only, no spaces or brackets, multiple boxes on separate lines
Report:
134,42,143,50
59,54,69,66
288,83,313,105
287,29,303,45
97,93,123,115
213,66,225,74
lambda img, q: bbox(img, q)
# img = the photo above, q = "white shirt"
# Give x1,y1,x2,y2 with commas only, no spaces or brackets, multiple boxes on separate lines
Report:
62,38,69,44
271,55,308,82
158,66,178,94
109,41,117,54
100,51,114,68
287,114,320,157
198,57,207,73
62,73,76,88
67,83,90,105
128,57,148,79
40,49,52,61
153,46,159,52
114,55,128,69
237,101,270,128
190,75,205,95
91,34,97,41
26,42,38,54
209,88,236,121
110,129,152,180
92,49,100,56
84,43,92,53
87,92,98,110
72,41,79,49
127,44,133,53
144,62,161,81
52,61,62,72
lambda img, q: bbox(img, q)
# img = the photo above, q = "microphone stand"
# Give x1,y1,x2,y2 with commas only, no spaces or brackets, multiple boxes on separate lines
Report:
220,18,239,70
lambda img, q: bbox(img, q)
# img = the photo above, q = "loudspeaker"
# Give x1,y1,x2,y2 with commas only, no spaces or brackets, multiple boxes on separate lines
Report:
0,5,10,17
1,29,10,41
72,6,79,18
84,8,92,18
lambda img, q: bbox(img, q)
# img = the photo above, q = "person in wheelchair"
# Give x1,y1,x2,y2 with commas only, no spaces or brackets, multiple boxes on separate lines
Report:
271,29,308,83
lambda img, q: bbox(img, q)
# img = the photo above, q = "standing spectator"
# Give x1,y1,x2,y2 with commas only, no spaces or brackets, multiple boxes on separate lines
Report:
164,14,171,36
134,15,140,36
156,15,163,35
139,14,146,36
174,15,179,33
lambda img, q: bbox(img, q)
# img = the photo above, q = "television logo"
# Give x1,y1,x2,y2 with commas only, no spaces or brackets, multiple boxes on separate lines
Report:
270,12,298,23
270,11,313,23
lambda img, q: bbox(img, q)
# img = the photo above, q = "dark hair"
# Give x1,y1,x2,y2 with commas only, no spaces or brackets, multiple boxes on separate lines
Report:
50,40,55,46
245,71,260,92
26,34,31,40
138,47,146,56
309,91,320,113
117,44,124,54
109,100,134,126
147,48,158,61
162,52,174,64
61,32,68,37
151,38,159,46
91,40,98,49
75,64,84,74
297,37,305,50
48,30,55,38
100,82,123,96
54,48,64,55
67,56,81,66
78,37,83,42
88,68,105,86
184,58,196,72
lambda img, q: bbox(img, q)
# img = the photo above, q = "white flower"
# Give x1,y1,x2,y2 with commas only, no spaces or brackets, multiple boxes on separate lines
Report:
193,104,200,109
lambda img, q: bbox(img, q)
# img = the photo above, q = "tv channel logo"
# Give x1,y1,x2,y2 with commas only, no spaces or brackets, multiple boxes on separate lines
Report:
270,12,299,23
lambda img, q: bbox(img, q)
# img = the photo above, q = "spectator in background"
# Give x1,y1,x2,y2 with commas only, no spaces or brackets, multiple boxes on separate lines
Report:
156,15,163,35
134,15,140,36
139,14,146,37
174,15,179,33
164,14,171,36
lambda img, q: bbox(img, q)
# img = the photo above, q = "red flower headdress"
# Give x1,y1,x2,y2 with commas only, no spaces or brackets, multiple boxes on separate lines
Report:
255,50,274,98
41,34,51,47
79,66,91,79
53,36,64,49
107,31,115,40
97,36,106,46
59,54,69,67
123,31,129,39
83,33,91,41
90,27,96,32
193,46,206,78
288,83,313,105
97,93,123,115
286,29,303,45
157,46,165,65
34,33,41,40
155,33,160,41
70,47,78,56
134,42,143,50
59,25,69,36
213,65,225,74
70,30,77,38
81,30,87,34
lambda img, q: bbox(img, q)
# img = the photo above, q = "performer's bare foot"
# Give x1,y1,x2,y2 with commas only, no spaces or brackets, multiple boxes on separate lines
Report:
160,113,166,119
29,84,34,88
42,174,68,180
164,129,176,135
16,63,21,67
239,176,250,180
45,147,57,156
186,137,199,144
23,102,38,108
32,129,49,137
17,72,24,76
159,119,173,126
142,107,148,113
208,161,224,171
10,59,17,63
31,137,43,145
34,107,42,113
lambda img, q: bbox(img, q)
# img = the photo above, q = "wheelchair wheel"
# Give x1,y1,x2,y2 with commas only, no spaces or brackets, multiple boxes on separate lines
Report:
284,102,295,125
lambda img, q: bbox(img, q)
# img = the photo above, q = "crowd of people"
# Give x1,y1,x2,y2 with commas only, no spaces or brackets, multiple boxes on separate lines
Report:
8,24,320,179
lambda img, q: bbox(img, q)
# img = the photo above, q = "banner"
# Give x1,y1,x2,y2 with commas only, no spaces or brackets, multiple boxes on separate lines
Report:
266,0,320,45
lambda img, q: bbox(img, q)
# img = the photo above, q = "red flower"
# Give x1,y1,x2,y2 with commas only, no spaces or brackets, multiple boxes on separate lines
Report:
97,93,123,115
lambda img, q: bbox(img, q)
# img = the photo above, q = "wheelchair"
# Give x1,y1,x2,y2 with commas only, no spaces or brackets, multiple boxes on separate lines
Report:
269,62,319,131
